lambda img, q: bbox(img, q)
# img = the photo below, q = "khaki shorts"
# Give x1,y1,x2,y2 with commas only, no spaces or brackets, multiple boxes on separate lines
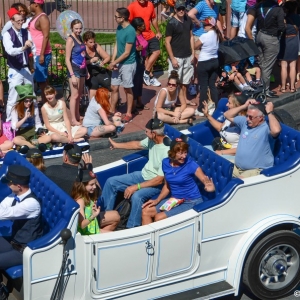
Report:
233,165,262,178
168,56,194,85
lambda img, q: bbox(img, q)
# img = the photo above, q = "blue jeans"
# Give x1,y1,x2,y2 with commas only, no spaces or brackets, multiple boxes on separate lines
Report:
101,171,162,228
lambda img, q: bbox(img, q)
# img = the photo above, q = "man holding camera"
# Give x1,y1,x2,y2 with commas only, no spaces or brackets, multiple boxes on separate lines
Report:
224,98,281,178
45,144,92,195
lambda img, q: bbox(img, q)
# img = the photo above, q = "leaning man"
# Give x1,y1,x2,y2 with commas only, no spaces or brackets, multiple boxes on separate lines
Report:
224,99,281,178
0,165,43,298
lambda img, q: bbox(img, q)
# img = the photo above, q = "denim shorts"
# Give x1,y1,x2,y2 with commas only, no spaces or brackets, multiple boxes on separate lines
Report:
86,120,104,136
34,53,52,82
156,197,203,218
231,9,246,28
67,63,87,78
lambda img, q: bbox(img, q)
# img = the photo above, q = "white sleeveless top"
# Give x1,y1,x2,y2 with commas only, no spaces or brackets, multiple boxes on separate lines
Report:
154,88,179,108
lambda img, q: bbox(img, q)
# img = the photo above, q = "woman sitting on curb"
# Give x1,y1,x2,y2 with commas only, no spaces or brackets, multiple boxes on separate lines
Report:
154,71,195,125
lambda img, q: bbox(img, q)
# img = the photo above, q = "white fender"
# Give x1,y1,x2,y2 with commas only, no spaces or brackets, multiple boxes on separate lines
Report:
226,214,300,295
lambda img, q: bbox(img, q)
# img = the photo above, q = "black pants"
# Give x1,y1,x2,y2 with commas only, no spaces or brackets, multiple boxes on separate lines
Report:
0,237,22,270
197,58,219,110
132,59,145,99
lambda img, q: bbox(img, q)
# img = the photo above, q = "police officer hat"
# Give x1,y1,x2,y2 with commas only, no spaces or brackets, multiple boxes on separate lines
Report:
1,165,31,185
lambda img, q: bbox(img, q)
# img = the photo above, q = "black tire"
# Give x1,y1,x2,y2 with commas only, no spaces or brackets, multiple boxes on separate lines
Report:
62,79,71,109
243,230,300,299
273,109,298,130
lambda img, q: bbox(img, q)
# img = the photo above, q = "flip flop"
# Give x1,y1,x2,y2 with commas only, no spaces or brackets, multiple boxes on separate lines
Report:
187,101,197,106
136,104,150,110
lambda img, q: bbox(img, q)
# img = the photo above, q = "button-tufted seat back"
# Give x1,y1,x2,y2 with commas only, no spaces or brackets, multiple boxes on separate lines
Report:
0,151,79,279
261,123,300,176
188,98,228,145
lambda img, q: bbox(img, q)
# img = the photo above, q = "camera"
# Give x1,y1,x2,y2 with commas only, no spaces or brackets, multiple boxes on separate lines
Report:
36,128,49,136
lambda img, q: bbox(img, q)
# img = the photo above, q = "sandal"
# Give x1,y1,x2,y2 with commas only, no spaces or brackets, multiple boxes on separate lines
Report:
186,101,197,106
291,88,297,93
136,104,150,110
187,118,194,126
121,115,133,124
280,87,286,93
132,109,142,115
297,73,300,82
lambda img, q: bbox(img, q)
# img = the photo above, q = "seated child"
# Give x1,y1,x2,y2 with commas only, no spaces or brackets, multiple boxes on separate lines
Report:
222,61,253,91
238,56,262,89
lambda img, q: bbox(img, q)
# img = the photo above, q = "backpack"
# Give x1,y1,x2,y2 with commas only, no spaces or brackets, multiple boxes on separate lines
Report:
115,199,131,230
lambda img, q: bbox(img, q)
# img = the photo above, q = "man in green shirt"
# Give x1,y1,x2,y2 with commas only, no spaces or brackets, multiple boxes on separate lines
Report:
101,118,169,228
109,7,137,123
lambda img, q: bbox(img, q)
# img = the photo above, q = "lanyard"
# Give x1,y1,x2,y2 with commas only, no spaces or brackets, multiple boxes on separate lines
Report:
260,4,276,19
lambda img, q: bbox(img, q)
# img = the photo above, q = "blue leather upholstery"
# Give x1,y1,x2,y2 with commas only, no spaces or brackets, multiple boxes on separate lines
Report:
0,151,79,279
261,124,300,176
188,98,228,145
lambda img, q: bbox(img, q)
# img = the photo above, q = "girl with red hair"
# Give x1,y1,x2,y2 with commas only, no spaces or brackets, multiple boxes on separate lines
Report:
82,88,117,137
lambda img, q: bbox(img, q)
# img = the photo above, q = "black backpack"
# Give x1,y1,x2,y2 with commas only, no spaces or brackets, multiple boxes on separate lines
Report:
115,199,131,230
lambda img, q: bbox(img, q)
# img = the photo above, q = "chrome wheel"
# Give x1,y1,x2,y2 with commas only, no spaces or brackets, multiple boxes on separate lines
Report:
259,244,299,290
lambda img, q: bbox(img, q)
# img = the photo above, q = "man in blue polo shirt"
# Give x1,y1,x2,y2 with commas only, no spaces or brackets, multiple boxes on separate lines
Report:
224,98,281,178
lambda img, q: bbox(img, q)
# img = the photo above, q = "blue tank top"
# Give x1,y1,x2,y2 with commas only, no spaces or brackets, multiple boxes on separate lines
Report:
70,35,86,69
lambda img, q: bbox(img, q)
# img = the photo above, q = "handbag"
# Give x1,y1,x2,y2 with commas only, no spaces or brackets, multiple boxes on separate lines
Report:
211,137,232,151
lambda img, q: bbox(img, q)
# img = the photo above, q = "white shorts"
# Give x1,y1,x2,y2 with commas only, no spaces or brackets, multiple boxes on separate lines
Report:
168,56,194,85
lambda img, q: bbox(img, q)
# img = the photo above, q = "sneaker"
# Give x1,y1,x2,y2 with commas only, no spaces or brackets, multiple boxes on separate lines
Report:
150,77,161,87
194,109,204,117
256,80,263,87
188,84,197,96
249,81,258,89
243,85,254,92
143,73,151,86
121,115,133,124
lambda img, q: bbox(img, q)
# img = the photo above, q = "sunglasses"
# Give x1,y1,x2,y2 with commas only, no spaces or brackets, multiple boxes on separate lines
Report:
177,7,185,11
114,15,123,19
246,114,261,120
168,82,177,87
14,19,25,23
24,99,33,103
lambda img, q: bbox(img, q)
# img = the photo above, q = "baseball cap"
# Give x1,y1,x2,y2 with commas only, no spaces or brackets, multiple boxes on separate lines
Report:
1,165,31,185
31,0,45,4
234,91,249,105
64,144,82,163
175,1,186,9
145,118,164,131
252,102,267,115
76,169,97,183
201,16,216,27
26,148,43,159
7,8,19,19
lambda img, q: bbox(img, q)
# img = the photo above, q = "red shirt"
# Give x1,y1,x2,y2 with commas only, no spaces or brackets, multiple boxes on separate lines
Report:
128,1,156,41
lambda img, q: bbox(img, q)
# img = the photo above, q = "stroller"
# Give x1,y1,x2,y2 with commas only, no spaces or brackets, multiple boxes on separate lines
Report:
217,37,264,96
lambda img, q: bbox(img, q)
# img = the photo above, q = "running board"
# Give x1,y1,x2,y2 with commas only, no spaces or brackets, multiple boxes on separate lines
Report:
157,281,234,300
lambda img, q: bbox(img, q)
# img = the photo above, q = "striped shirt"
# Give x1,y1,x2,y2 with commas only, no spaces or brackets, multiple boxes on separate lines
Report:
192,1,219,37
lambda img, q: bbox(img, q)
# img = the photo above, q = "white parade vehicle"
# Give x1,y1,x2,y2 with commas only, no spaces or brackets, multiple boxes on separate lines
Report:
1,98,300,300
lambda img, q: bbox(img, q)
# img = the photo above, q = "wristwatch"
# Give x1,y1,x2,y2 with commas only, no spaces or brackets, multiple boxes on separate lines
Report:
267,111,274,115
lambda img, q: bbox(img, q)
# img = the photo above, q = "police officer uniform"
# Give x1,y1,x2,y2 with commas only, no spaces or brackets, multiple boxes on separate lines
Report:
0,165,43,271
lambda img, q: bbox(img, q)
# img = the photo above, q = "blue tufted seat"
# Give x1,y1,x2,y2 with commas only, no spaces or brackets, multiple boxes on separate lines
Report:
188,98,228,145
261,124,300,176
0,151,79,280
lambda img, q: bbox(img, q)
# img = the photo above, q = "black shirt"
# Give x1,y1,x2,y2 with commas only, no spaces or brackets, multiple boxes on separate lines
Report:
45,163,79,195
248,0,285,36
165,15,193,58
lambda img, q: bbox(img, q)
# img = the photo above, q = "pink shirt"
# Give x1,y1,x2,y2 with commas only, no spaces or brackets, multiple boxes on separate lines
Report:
29,13,51,56
136,34,148,57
